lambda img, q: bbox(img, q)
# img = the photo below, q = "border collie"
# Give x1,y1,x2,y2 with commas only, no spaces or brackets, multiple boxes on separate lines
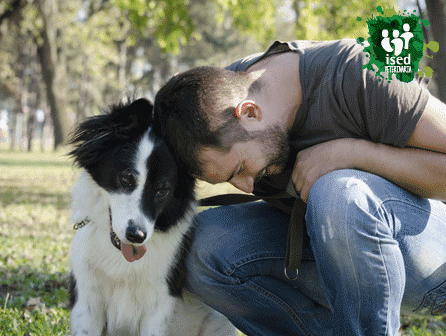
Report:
68,98,236,336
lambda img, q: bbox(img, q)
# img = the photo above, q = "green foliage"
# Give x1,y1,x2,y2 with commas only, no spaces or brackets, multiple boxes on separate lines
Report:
112,0,278,53
215,0,275,47
113,0,196,54
111,0,403,55
293,0,396,40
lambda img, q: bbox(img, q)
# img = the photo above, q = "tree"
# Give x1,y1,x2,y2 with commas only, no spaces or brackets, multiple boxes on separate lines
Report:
34,0,72,149
0,0,276,148
0,0,73,149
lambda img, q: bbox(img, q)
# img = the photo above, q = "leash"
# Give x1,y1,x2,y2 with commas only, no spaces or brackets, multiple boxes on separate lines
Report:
198,191,306,280
73,190,306,280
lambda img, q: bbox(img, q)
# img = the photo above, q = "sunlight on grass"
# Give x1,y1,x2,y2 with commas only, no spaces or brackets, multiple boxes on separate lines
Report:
0,150,76,334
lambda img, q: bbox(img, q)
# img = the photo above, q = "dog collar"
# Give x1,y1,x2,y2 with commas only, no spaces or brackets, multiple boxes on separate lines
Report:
73,218,89,230
73,208,122,251
108,207,121,251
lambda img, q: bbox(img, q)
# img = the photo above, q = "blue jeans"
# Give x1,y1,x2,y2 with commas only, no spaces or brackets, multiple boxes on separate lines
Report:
185,170,446,335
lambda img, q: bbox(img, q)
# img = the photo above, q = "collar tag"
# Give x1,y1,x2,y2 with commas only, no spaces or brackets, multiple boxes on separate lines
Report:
73,217,90,230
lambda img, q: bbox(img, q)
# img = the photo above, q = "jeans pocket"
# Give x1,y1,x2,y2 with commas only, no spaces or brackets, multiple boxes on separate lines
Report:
414,280,446,316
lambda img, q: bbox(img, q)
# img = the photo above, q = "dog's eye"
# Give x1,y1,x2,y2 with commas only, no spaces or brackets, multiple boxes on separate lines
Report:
155,188,169,197
119,172,136,188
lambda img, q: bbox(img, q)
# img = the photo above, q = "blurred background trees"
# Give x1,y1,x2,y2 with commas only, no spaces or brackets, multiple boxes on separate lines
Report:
0,0,443,151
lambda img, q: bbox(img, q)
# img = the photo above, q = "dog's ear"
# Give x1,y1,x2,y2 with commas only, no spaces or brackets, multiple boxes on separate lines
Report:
128,98,154,123
110,98,154,133
68,98,154,168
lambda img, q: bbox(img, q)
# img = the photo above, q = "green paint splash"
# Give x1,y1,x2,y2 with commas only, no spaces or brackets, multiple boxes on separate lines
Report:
356,6,438,83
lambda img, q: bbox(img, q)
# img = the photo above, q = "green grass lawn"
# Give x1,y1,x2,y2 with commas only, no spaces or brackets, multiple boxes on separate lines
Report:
0,150,444,335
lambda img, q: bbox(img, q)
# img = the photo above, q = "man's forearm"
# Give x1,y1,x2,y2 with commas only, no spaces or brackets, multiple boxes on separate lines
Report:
353,140,446,200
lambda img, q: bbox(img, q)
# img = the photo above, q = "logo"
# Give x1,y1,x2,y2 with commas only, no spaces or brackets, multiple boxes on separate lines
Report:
381,24,412,56
357,6,439,83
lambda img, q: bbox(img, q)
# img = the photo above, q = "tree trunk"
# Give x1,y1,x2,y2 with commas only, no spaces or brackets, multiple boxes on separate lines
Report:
26,108,35,152
9,110,16,151
35,0,72,149
424,0,446,102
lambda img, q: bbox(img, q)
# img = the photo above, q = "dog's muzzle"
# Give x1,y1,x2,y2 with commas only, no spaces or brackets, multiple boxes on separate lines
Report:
108,207,147,262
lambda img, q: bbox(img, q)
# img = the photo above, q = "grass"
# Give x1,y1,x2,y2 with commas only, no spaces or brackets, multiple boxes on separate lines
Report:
0,149,445,335
0,150,75,335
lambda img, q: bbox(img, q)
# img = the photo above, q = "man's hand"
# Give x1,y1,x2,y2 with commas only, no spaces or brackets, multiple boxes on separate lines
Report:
292,138,357,203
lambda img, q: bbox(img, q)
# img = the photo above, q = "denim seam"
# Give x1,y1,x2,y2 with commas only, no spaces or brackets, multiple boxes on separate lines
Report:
375,226,392,336
224,253,286,276
372,198,403,336
374,198,416,335
347,180,391,336
223,243,318,274
346,180,365,332
224,252,317,276
247,280,312,336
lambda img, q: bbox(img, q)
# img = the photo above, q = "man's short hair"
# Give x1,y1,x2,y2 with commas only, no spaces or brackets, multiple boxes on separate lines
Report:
153,66,254,176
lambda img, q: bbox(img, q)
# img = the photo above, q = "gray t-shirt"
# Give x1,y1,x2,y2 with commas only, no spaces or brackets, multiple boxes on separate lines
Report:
225,39,430,197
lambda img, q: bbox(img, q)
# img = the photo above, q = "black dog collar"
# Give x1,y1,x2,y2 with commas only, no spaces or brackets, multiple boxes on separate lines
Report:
73,207,121,251
108,207,121,251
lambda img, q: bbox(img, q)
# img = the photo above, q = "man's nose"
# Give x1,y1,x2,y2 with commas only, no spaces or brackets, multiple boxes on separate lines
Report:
229,175,254,193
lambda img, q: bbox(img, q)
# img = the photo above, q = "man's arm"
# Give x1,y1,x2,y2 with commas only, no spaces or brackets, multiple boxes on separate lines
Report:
292,94,446,202
407,94,446,152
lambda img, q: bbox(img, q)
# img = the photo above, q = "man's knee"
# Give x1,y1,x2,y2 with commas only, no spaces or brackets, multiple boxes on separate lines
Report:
305,169,384,240
308,168,375,205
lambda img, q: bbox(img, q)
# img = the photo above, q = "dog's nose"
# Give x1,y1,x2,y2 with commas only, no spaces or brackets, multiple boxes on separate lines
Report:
125,220,147,244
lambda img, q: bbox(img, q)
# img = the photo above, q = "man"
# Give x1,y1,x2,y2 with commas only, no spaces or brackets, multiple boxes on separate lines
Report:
153,39,446,335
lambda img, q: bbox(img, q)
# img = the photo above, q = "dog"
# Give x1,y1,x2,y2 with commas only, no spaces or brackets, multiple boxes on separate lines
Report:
68,98,236,336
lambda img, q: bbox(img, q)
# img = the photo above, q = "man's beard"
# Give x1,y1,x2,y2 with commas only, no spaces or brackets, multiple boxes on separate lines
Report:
251,125,291,177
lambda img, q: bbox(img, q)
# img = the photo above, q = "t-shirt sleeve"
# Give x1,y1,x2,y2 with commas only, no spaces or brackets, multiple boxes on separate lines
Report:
339,49,430,147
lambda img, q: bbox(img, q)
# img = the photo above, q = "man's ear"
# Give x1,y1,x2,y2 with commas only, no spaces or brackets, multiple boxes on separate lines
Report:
235,100,262,122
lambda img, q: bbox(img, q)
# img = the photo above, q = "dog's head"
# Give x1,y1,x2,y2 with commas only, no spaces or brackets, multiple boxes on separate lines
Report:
69,98,196,262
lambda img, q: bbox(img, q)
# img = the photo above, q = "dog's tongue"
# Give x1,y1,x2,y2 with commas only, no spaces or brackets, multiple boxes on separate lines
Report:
121,242,147,262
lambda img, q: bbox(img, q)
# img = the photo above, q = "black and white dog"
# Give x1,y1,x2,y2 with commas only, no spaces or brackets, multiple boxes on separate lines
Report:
68,98,236,336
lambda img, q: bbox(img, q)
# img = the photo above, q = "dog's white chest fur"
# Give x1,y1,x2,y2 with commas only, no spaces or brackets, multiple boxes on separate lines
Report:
70,172,235,336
